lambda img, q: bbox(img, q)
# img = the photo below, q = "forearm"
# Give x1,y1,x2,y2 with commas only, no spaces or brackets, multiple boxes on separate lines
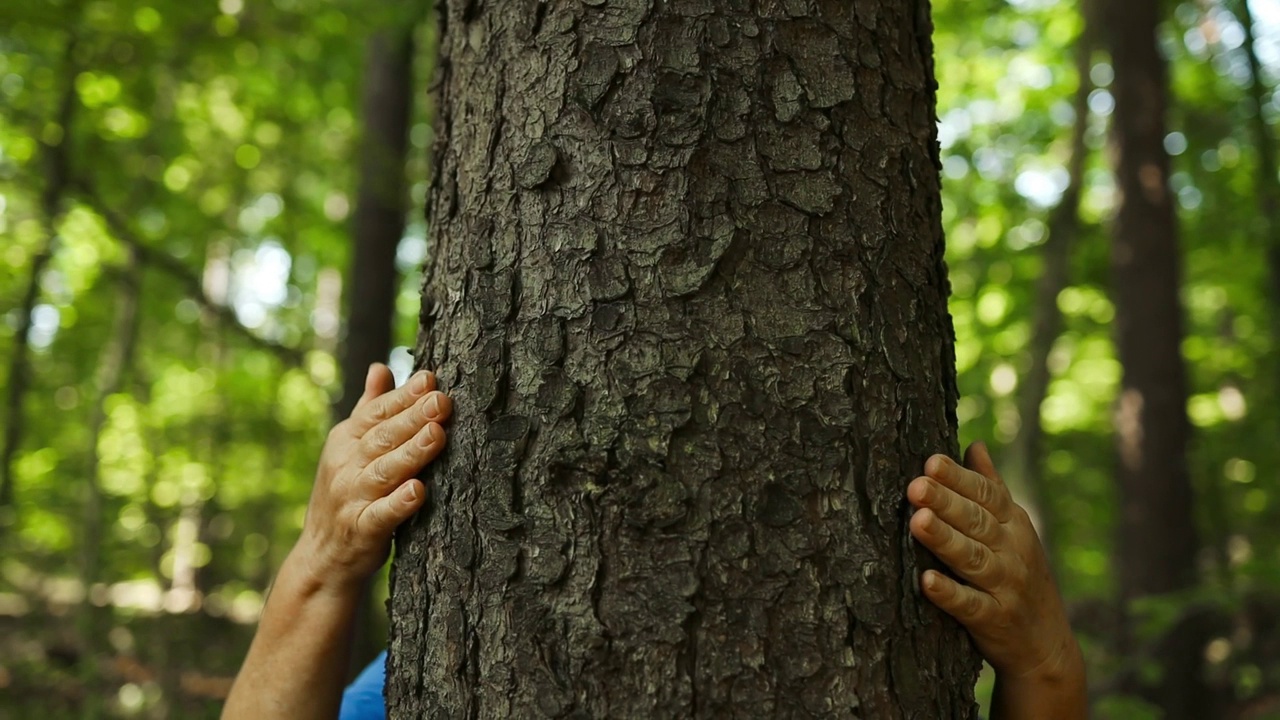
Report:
222,544,359,720
990,641,1088,720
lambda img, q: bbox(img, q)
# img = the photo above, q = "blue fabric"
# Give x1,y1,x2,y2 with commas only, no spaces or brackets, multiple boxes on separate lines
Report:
339,650,387,720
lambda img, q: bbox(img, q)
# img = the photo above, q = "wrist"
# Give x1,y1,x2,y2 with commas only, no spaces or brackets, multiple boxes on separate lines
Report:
994,634,1086,701
992,644,1087,720
278,534,368,603
1015,631,1084,685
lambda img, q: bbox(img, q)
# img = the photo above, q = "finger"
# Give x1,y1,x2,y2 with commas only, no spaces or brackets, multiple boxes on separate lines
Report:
354,363,396,412
907,477,1001,547
964,442,1003,485
921,569,997,627
910,508,1000,587
924,453,1012,522
350,370,437,436
357,391,453,465
361,422,447,498
358,479,427,538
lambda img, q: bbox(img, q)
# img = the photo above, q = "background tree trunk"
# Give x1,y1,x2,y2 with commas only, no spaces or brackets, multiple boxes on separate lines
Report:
334,28,417,422
0,36,78,523
1236,0,1280,377
336,24,419,678
78,244,144,720
1104,0,1206,716
1004,20,1094,565
389,1,981,717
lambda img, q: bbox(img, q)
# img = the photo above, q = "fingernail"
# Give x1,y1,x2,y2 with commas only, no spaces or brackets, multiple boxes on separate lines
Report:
923,571,937,590
366,364,376,382
418,423,439,447
404,482,418,502
425,393,441,417
410,371,430,394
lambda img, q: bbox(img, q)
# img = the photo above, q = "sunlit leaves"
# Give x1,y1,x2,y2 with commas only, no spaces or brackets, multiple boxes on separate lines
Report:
75,71,121,108
100,396,152,497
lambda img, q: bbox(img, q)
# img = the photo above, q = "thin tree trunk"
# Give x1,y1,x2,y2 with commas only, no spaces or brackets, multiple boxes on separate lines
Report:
335,27,416,420
0,243,55,516
78,244,144,719
337,25,419,677
163,244,234,614
0,37,78,520
1105,0,1206,716
1237,0,1280,372
1004,19,1094,564
389,2,980,717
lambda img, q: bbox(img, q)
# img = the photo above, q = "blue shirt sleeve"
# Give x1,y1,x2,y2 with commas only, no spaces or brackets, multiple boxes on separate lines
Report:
338,650,387,720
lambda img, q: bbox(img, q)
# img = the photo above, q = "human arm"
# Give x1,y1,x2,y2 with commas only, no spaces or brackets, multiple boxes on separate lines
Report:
222,364,452,720
908,443,1087,720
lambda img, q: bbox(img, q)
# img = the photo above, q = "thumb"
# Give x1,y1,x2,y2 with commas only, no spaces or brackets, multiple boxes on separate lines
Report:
354,363,395,411
963,441,1003,484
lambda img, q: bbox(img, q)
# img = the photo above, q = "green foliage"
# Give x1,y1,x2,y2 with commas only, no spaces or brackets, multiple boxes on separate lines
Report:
0,0,433,714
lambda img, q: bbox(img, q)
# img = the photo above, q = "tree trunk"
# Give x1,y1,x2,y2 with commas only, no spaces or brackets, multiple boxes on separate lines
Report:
389,1,980,717
0,36,78,522
1004,20,1094,565
337,25,419,678
1104,0,1205,716
334,27,417,421
78,244,144,719
0,241,55,517
1236,0,1280,373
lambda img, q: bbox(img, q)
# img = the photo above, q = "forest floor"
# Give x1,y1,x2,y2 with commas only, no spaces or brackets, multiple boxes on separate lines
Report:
0,606,249,719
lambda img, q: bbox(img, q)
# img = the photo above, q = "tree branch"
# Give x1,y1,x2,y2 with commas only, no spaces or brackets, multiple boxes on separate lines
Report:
73,187,307,366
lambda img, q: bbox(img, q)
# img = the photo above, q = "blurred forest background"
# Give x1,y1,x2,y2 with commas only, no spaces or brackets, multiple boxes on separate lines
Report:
2,0,1279,717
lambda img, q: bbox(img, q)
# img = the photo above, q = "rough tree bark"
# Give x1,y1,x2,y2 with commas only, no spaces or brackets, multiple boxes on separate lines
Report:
389,1,980,717
336,25,418,677
1105,0,1206,716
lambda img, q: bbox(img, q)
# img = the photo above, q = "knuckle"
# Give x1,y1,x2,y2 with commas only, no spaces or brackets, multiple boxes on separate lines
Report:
974,480,996,509
361,506,386,535
363,399,393,424
362,426,398,455
365,458,394,487
973,509,995,540
964,592,984,619
967,543,989,575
